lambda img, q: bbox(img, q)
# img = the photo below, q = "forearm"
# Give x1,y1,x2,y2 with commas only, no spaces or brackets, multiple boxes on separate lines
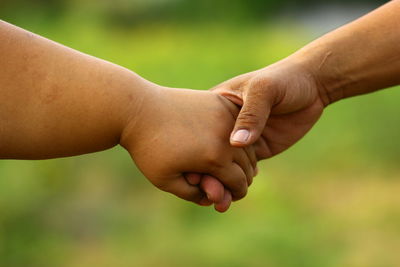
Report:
0,20,153,159
292,0,400,105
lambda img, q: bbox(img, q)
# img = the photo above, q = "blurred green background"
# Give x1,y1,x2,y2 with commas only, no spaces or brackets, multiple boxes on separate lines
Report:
1,0,400,266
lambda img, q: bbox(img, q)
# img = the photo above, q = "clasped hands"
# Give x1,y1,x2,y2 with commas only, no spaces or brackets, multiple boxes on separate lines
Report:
2,0,399,213
0,21,324,212
100,1,400,212
121,58,325,212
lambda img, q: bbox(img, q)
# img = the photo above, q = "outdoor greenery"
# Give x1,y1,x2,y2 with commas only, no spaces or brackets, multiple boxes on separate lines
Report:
1,1,399,266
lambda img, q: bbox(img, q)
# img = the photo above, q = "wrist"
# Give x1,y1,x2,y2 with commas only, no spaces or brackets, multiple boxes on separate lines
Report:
290,42,349,106
118,76,163,152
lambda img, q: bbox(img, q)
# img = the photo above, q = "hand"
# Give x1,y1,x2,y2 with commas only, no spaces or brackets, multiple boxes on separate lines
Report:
120,86,257,211
212,57,325,159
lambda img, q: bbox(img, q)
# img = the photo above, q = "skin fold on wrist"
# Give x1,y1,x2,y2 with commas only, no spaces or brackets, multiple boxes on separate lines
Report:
289,45,345,107
118,79,162,152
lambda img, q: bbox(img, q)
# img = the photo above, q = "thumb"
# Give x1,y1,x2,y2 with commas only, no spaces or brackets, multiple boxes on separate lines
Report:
230,91,272,147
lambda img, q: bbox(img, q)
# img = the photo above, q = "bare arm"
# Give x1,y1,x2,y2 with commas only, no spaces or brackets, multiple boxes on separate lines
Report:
0,20,152,159
295,0,400,105
0,21,256,210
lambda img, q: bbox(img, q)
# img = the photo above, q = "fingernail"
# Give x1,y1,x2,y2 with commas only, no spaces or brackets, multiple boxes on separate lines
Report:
231,129,250,144
254,167,259,176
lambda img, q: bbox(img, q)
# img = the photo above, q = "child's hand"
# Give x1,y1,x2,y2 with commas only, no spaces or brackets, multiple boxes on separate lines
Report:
120,87,257,209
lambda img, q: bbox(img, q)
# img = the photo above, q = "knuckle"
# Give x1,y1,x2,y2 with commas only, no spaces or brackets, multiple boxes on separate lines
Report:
238,109,262,126
256,148,270,160
232,179,248,200
234,186,248,200
204,147,225,170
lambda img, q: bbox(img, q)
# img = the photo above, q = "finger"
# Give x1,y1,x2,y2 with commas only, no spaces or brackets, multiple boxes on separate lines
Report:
214,189,232,213
233,148,254,186
211,163,248,201
184,173,202,185
164,176,206,205
199,196,213,206
244,145,257,169
230,85,273,147
200,175,225,203
254,135,272,160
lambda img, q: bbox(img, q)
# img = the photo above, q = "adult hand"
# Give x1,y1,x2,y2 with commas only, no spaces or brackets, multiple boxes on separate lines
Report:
212,58,325,159
212,0,400,159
